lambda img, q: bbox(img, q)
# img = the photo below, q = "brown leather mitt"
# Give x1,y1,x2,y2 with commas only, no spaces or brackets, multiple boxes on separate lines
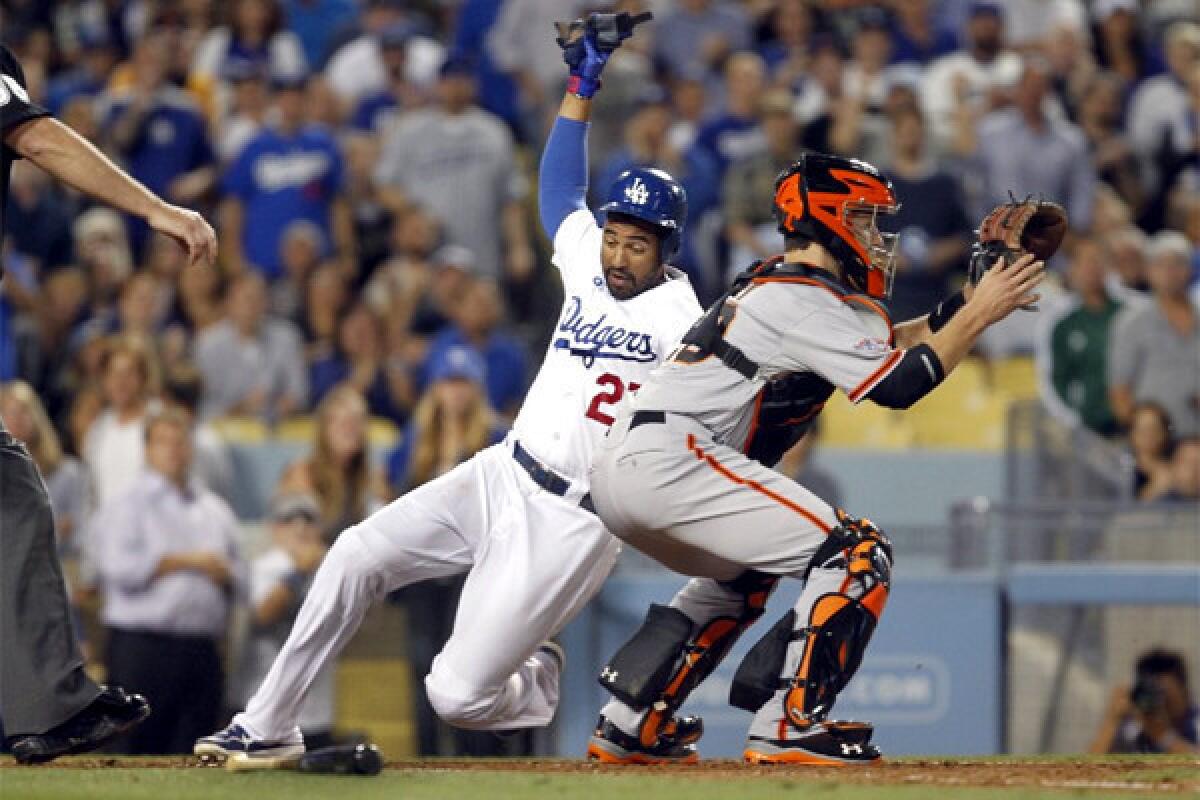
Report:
968,199,1068,284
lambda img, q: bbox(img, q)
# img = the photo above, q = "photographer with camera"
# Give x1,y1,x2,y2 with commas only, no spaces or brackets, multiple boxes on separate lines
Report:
1090,648,1200,755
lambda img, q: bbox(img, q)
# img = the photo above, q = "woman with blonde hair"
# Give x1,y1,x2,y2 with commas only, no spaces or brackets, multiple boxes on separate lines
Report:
278,384,381,541
0,381,89,556
388,345,504,494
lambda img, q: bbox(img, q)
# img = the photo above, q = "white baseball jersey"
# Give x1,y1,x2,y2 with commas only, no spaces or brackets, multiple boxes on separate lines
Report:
512,208,703,484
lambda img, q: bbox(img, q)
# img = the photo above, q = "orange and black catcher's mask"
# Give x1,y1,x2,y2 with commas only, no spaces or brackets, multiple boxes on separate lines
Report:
772,153,901,299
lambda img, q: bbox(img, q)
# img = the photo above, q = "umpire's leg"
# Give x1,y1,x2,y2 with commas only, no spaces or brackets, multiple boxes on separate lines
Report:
0,429,100,735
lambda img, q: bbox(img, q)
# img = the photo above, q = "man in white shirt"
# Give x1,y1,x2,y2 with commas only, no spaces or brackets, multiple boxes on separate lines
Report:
94,407,243,754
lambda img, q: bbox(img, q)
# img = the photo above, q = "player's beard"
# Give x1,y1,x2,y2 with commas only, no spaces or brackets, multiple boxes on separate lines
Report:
604,267,638,299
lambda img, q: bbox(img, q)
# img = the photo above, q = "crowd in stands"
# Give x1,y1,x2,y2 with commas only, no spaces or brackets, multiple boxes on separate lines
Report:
1,0,1197,753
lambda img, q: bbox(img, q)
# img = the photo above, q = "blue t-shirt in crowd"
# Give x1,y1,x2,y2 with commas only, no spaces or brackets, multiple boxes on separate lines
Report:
102,89,213,198
283,0,360,67
222,124,344,279
351,90,399,134
422,327,528,416
694,114,764,176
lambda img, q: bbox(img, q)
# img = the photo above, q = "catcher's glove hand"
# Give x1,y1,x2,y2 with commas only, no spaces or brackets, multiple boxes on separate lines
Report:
968,198,1068,285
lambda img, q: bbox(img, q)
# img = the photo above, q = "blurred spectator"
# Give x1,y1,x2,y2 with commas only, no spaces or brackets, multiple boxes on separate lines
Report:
270,220,324,321
694,52,768,176
423,276,527,419
93,407,242,755
194,273,308,421
1038,240,1122,435
278,384,381,540
363,212,449,336
281,0,360,68
453,0,521,138
237,491,334,749
888,0,958,66
342,133,396,275
793,38,848,153
384,344,509,756
1156,437,1200,502
83,336,159,509
162,365,236,503
99,30,216,253
1041,15,1098,120
323,0,444,107
1090,648,1199,754
375,56,532,282
310,303,410,422
1104,225,1151,300
1090,0,1157,87
1127,21,1199,177
1129,402,1176,502
1109,232,1200,437
882,105,972,320
192,0,307,86
302,263,350,360
350,23,421,135
966,59,1096,230
722,89,799,273
775,421,843,510
757,0,817,86
388,344,504,494
44,28,119,115
167,260,225,338
219,72,352,280
1150,59,1200,230
214,59,270,164
652,0,752,82
922,1,1022,144
841,8,921,113
1077,72,1144,217
0,381,90,560
4,160,74,273
70,208,134,338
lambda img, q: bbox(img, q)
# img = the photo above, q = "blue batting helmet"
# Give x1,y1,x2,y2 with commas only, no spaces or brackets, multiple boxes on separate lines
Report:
599,167,687,259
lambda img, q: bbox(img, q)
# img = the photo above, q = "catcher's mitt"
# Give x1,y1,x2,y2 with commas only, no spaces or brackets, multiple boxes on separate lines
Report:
968,198,1068,284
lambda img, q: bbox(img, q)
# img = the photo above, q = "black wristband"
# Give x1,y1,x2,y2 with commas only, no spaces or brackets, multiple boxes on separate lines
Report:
928,289,967,333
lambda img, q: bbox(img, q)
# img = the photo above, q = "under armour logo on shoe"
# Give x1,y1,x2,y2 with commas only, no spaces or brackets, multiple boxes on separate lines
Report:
841,743,864,755
624,178,649,206
600,667,619,683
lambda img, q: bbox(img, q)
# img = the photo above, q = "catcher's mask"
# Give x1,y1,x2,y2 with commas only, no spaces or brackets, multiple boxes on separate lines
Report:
773,154,900,299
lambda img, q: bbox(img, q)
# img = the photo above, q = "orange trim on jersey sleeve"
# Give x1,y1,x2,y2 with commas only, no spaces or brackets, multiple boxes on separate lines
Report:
749,276,895,343
848,349,904,404
686,434,832,534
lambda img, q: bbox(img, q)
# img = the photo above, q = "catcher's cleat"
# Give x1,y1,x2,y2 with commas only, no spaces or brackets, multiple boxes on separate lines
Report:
744,720,882,766
586,714,702,765
193,722,304,766
9,685,151,765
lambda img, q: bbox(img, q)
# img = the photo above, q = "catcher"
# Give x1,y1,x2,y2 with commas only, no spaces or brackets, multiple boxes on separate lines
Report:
583,159,1064,765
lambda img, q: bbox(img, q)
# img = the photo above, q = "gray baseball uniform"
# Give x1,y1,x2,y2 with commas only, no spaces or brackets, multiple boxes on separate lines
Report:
590,260,901,741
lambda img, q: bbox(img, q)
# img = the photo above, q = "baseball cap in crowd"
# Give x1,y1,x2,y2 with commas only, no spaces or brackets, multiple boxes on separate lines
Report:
222,57,267,84
438,54,476,78
854,6,892,32
380,21,416,51
1091,0,1138,19
967,1,1004,18
631,84,670,111
271,492,321,524
432,244,479,274
429,345,487,386
270,69,309,91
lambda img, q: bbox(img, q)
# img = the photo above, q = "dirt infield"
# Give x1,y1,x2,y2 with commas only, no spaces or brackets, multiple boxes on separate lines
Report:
6,755,1197,794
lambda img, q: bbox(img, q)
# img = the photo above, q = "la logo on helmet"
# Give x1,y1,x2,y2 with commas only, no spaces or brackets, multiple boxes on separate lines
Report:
624,177,649,206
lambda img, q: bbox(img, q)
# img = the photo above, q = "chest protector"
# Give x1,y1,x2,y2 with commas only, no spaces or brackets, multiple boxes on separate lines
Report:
672,257,891,467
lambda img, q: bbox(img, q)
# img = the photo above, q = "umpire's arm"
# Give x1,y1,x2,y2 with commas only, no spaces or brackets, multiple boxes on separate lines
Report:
5,115,216,267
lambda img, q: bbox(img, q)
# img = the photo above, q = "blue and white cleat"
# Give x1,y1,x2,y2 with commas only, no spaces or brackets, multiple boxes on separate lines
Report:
193,723,304,767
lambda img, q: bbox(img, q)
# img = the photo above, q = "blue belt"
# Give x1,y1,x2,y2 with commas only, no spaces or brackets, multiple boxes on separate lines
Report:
512,441,595,514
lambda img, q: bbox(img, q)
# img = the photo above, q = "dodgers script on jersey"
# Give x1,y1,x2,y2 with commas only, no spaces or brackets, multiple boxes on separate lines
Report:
511,208,702,483
632,274,898,453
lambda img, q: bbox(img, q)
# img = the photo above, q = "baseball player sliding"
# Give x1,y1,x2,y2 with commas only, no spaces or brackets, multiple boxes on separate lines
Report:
195,12,702,766
584,159,1060,765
